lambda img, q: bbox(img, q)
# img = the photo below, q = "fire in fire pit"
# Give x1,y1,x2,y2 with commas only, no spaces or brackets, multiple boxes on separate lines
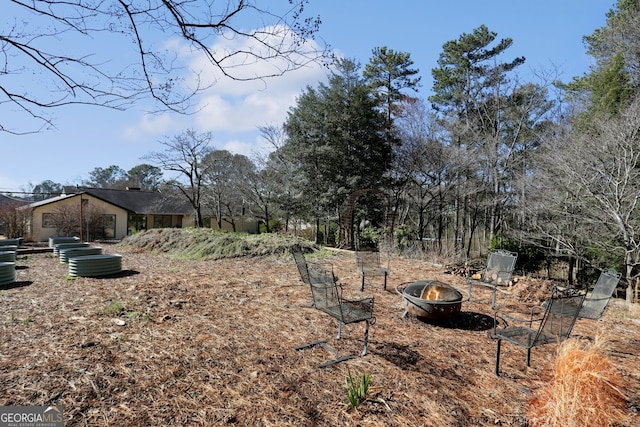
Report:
398,280,466,320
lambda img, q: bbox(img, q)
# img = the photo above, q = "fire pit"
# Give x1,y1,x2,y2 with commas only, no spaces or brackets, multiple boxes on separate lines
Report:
397,280,467,320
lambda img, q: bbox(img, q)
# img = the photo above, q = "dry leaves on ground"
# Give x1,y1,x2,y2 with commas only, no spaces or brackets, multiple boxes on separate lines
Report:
1,243,639,426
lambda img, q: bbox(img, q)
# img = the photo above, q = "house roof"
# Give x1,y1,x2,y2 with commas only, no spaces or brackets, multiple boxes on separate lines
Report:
29,187,193,215
0,193,31,207
25,193,77,209
83,187,193,215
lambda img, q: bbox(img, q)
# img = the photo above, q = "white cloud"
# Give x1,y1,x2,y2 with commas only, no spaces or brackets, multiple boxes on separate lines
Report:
221,133,273,159
193,84,300,133
189,28,328,134
121,112,176,141
124,24,330,150
221,139,256,157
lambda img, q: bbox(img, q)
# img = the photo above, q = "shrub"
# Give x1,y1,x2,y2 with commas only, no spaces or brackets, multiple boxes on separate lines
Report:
527,336,629,427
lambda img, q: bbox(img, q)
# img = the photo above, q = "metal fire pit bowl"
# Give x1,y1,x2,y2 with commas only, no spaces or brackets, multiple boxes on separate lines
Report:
397,280,467,320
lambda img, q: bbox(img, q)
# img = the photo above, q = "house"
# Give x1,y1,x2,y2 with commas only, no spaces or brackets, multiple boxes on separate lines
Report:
23,186,260,242
24,187,196,242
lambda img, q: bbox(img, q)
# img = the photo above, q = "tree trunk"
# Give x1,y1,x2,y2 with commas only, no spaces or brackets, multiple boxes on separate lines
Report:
567,257,574,287
625,254,634,304
263,205,270,233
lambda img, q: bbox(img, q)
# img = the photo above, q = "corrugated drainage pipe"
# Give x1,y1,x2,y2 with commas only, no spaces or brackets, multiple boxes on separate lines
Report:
0,238,20,247
53,242,90,256
49,236,80,248
59,247,103,263
0,251,17,262
0,262,15,285
68,254,122,277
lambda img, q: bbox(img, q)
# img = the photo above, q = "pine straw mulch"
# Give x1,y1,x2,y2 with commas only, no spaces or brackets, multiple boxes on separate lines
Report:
1,244,639,426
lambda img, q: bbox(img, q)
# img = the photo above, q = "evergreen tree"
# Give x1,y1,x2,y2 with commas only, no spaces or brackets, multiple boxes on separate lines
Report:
429,25,553,253
565,0,639,117
282,58,392,242
363,46,421,124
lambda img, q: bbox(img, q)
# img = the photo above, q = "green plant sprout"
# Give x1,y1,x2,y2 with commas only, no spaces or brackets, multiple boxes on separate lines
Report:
104,299,124,316
345,369,371,410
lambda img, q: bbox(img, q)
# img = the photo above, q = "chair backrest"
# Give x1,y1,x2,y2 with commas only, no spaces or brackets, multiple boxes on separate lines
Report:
579,269,622,320
356,251,382,269
535,288,586,346
483,250,518,285
290,246,310,285
307,263,342,315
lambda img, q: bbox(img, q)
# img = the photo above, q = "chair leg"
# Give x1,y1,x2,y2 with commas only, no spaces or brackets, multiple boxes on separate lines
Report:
491,287,497,309
336,320,343,339
495,339,502,376
361,320,370,356
383,271,387,291
361,273,365,291
526,348,531,367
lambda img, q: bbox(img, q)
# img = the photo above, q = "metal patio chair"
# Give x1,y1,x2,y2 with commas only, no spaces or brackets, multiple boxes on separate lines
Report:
356,250,388,291
467,249,518,308
490,287,586,376
291,245,311,287
578,268,621,320
295,263,375,368
290,245,337,307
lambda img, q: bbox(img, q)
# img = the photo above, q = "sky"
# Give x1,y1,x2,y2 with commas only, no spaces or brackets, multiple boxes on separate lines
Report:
0,1,612,193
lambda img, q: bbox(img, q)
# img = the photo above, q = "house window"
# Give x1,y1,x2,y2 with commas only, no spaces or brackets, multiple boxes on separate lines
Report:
101,214,116,239
42,213,56,228
153,215,172,228
128,214,146,233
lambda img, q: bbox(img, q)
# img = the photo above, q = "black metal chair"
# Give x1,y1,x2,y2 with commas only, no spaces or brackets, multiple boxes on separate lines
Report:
578,269,621,320
290,245,337,307
467,249,518,308
355,250,388,291
291,245,311,286
296,263,375,368
490,287,586,376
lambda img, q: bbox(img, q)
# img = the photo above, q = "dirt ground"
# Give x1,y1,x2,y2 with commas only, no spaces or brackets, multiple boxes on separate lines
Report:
1,243,639,426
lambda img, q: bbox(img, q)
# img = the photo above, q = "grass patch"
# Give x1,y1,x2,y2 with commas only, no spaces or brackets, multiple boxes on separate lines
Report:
105,299,125,316
125,311,152,322
9,312,33,323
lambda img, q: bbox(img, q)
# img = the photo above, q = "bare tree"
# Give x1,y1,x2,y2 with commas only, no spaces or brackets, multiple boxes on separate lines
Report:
143,129,213,227
393,98,463,252
533,94,640,302
2,0,328,134
51,203,81,237
255,124,298,232
0,200,29,238
201,149,254,231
